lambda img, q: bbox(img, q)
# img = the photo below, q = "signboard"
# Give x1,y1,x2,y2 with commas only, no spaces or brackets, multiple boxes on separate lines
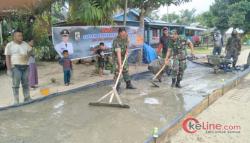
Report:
52,26,144,60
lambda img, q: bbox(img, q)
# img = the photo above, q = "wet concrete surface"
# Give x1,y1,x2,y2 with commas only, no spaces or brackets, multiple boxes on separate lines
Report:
0,61,246,143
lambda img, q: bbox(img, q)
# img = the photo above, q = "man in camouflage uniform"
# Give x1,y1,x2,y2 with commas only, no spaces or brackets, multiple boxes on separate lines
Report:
112,27,136,92
165,30,195,88
225,29,241,68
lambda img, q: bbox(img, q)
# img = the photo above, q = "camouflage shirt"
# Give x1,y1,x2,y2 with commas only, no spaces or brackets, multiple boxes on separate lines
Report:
169,37,189,60
112,36,128,58
226,36,241,51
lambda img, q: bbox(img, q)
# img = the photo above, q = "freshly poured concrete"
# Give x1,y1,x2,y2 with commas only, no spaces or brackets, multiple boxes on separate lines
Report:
0,62,244,143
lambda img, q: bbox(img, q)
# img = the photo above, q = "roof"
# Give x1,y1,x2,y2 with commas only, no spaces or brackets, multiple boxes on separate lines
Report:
184,26,207,31
113,9,151,23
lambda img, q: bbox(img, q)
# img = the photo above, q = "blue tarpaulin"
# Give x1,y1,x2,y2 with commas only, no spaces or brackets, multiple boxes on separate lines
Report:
143,43,157,64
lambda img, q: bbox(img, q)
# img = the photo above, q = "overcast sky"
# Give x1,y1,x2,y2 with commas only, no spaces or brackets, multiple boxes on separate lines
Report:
158,0,215,17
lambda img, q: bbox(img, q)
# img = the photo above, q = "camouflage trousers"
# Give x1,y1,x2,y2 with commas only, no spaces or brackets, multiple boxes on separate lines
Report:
113,59,131,82
171,58,187,81
226,48,240,67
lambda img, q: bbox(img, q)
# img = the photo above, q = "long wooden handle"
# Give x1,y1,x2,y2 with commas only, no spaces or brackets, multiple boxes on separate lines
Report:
114,55,128,88
152,64,166,80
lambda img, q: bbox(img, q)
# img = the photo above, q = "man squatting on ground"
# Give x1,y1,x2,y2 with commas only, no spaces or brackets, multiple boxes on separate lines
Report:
225,29,241,68
164,29,195,88
112,27,136,92
5,30,32,104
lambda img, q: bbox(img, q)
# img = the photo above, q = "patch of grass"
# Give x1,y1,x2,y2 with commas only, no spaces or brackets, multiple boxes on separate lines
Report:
187,46,213,55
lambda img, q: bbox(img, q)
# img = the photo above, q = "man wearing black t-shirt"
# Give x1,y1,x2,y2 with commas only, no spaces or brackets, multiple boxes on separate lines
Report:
158,27,170,58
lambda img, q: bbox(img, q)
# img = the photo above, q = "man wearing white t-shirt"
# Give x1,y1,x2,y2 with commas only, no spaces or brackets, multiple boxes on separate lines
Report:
5,30,32,104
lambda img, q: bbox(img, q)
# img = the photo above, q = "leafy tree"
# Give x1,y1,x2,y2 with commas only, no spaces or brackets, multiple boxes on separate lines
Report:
179,8,196,24
196,11,215,27
200,0,250,32
68,0,117,25
51,0,69,24
124,0,191,28
148,10,160,20
161,13,180,23
228,0,250,30
210,0,229,32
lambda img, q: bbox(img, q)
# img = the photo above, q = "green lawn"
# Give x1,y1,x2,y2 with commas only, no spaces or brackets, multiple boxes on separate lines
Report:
187,46,213,55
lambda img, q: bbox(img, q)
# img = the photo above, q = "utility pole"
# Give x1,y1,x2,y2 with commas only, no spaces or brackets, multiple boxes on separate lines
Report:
123,0,128,26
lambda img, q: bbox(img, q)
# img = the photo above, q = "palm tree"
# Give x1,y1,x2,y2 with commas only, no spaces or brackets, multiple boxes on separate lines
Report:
68,0,118,25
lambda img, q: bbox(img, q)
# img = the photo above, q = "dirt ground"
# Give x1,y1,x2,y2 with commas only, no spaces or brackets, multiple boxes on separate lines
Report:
170,49,250,143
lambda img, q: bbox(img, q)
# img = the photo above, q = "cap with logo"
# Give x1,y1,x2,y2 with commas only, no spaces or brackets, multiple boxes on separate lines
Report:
60,29,70,36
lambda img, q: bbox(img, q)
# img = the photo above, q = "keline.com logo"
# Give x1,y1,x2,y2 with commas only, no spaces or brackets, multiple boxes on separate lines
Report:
182,117,241,134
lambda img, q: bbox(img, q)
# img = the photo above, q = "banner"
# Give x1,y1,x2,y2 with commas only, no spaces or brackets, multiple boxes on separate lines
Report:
52,26,144,60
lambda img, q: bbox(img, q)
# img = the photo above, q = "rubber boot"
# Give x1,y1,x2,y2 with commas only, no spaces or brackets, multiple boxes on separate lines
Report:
116,82,121,94
158,77,162,82
175,79,182,88
126,80,136,89
171,78,176,87
233,61,237,69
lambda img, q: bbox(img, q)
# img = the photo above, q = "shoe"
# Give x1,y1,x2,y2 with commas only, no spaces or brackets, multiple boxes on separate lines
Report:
126,81,136,89
24,97,32,102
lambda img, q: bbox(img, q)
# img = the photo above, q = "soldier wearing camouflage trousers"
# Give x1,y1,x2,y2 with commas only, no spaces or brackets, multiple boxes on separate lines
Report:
112,27,136,92
165,30,195,88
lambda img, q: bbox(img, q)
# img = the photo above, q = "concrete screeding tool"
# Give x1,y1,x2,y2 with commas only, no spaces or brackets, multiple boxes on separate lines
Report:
89,55,130,108
150,64,166,88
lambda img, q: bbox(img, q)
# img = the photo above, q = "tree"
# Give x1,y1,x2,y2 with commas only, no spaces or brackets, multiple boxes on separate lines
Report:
68,0,117,25
148,10,160,20
161,13,180,23
161,9,196,25
51,0,69,24
201,0,250,32
210,0,229,32
228,0,250,30
179,8,196,24
196,11,215,27
124,0,191,28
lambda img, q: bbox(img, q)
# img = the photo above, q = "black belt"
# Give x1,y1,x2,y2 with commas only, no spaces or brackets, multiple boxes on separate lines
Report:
14,65,29,68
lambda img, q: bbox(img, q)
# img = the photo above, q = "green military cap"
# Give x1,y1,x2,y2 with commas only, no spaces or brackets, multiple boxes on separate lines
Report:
170,29,178,34
179,35,186,40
